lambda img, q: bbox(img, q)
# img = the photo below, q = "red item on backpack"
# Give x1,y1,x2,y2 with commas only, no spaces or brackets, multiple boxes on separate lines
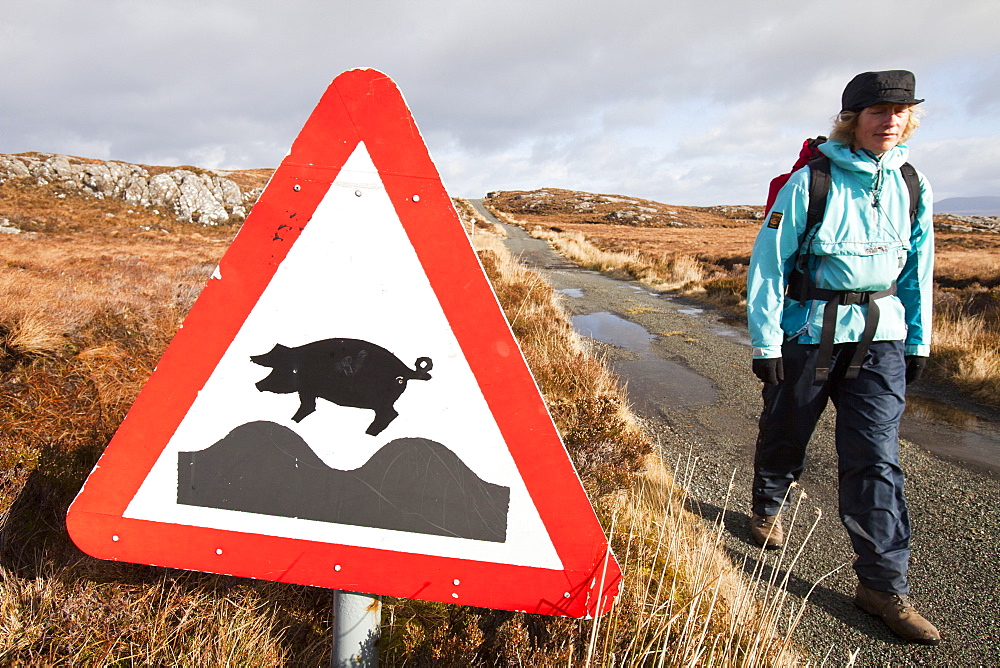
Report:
766,136,827,214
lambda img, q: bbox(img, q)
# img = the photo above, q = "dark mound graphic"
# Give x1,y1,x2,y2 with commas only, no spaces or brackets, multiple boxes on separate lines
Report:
251,338,432,436
177,421,509,542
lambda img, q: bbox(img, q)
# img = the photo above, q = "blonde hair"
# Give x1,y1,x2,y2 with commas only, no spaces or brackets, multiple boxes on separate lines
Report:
830,106,923,148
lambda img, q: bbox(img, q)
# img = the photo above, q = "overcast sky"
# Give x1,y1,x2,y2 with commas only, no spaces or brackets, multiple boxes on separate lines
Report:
3,0,998,205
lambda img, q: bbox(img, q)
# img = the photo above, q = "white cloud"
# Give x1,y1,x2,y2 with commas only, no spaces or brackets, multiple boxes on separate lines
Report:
2,0,998,205
917,135,1000,201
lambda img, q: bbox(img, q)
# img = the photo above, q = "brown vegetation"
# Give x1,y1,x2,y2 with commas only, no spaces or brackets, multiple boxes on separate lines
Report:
1,178,803,664
0,203,338,663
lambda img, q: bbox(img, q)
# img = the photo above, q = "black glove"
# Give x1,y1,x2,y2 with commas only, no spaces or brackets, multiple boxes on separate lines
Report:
905,356,927,384
752,357,784,385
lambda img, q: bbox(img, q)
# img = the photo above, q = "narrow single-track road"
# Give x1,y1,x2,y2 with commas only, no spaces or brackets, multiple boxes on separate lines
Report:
472,199,1000,667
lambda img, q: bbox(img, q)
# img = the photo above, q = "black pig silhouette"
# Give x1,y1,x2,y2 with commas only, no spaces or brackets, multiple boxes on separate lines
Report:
251,338,432,435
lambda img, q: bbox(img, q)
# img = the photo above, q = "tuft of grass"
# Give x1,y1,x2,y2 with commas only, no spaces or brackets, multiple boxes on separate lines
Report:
0,565,332,665
930,284,1000,404
701,274,750,311
1,307,67,358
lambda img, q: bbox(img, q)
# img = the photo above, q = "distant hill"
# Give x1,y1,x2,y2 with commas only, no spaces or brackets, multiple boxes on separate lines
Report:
935,196,1000,217
485,188,765,228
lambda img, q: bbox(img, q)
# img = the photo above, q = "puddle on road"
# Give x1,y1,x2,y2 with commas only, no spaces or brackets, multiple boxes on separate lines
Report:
557,288,585,298
571,311,717,410
902,394,1000,477
678,308,704,316
572,311,654,351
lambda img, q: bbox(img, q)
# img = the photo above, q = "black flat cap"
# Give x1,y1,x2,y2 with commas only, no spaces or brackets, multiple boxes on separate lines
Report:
842,70,924,113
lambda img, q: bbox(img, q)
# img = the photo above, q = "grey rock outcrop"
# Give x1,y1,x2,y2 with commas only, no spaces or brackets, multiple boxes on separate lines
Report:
934,213,1000,234
0,218,21,234
0,153,264,225
604,210,653,224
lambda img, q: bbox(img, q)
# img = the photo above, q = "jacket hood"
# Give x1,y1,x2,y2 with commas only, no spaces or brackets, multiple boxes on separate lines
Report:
819,140,909,173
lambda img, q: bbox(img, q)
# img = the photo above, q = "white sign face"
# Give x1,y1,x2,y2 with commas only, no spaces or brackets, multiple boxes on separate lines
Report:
124,143,562,570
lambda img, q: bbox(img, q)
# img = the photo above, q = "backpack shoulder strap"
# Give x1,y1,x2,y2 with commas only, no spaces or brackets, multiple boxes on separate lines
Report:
788,156,832,303
900,162,920,222
805,155,832,241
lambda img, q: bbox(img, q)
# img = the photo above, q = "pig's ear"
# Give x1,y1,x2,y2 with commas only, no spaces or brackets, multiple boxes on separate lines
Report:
250,343,289,367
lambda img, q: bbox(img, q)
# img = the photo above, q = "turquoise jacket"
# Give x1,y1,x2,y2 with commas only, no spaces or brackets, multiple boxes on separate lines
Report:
747,140,934,359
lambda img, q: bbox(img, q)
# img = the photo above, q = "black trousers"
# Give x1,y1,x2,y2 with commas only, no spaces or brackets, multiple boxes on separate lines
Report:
752,340,911,595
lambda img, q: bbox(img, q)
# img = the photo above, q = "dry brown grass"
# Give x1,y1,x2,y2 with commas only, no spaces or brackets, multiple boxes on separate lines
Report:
590,462,818,667
0,228,229,430
0,179,810,664
0,188,340,663
931,281,1000,404
934,232,1000,289
208,167,274,190
528,227,707,291
0,566,331,665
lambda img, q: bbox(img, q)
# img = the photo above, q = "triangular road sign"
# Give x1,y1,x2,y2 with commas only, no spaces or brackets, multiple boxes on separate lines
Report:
67,68,621,618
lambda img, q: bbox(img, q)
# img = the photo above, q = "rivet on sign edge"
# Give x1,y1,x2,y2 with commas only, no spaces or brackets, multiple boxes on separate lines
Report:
334,565,342,571
216,548,223,555
112,535,119,542
294,185,301,192
563,592,571,598
451,593,459,599
412,194,420,202
355,190,363,197
453,579,461,586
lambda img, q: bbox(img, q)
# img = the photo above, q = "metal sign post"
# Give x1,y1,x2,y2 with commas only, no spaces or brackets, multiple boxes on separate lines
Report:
332,590,380,667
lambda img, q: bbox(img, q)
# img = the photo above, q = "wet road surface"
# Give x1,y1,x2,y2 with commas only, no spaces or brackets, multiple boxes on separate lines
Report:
472,199,1000,667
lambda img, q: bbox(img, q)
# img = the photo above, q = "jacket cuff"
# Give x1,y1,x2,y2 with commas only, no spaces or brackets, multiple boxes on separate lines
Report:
905,344,930,357
752,346,782,359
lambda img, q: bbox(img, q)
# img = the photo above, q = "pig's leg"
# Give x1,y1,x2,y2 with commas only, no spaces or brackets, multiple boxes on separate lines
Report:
291,394,317,422
366,406,398,436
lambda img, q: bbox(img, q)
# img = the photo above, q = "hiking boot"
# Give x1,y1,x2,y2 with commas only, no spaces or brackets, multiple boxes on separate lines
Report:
749,512,784,549
854,584,941,645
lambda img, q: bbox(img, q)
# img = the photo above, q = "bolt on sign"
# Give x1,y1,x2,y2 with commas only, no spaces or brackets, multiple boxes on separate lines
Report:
67,68,622,618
